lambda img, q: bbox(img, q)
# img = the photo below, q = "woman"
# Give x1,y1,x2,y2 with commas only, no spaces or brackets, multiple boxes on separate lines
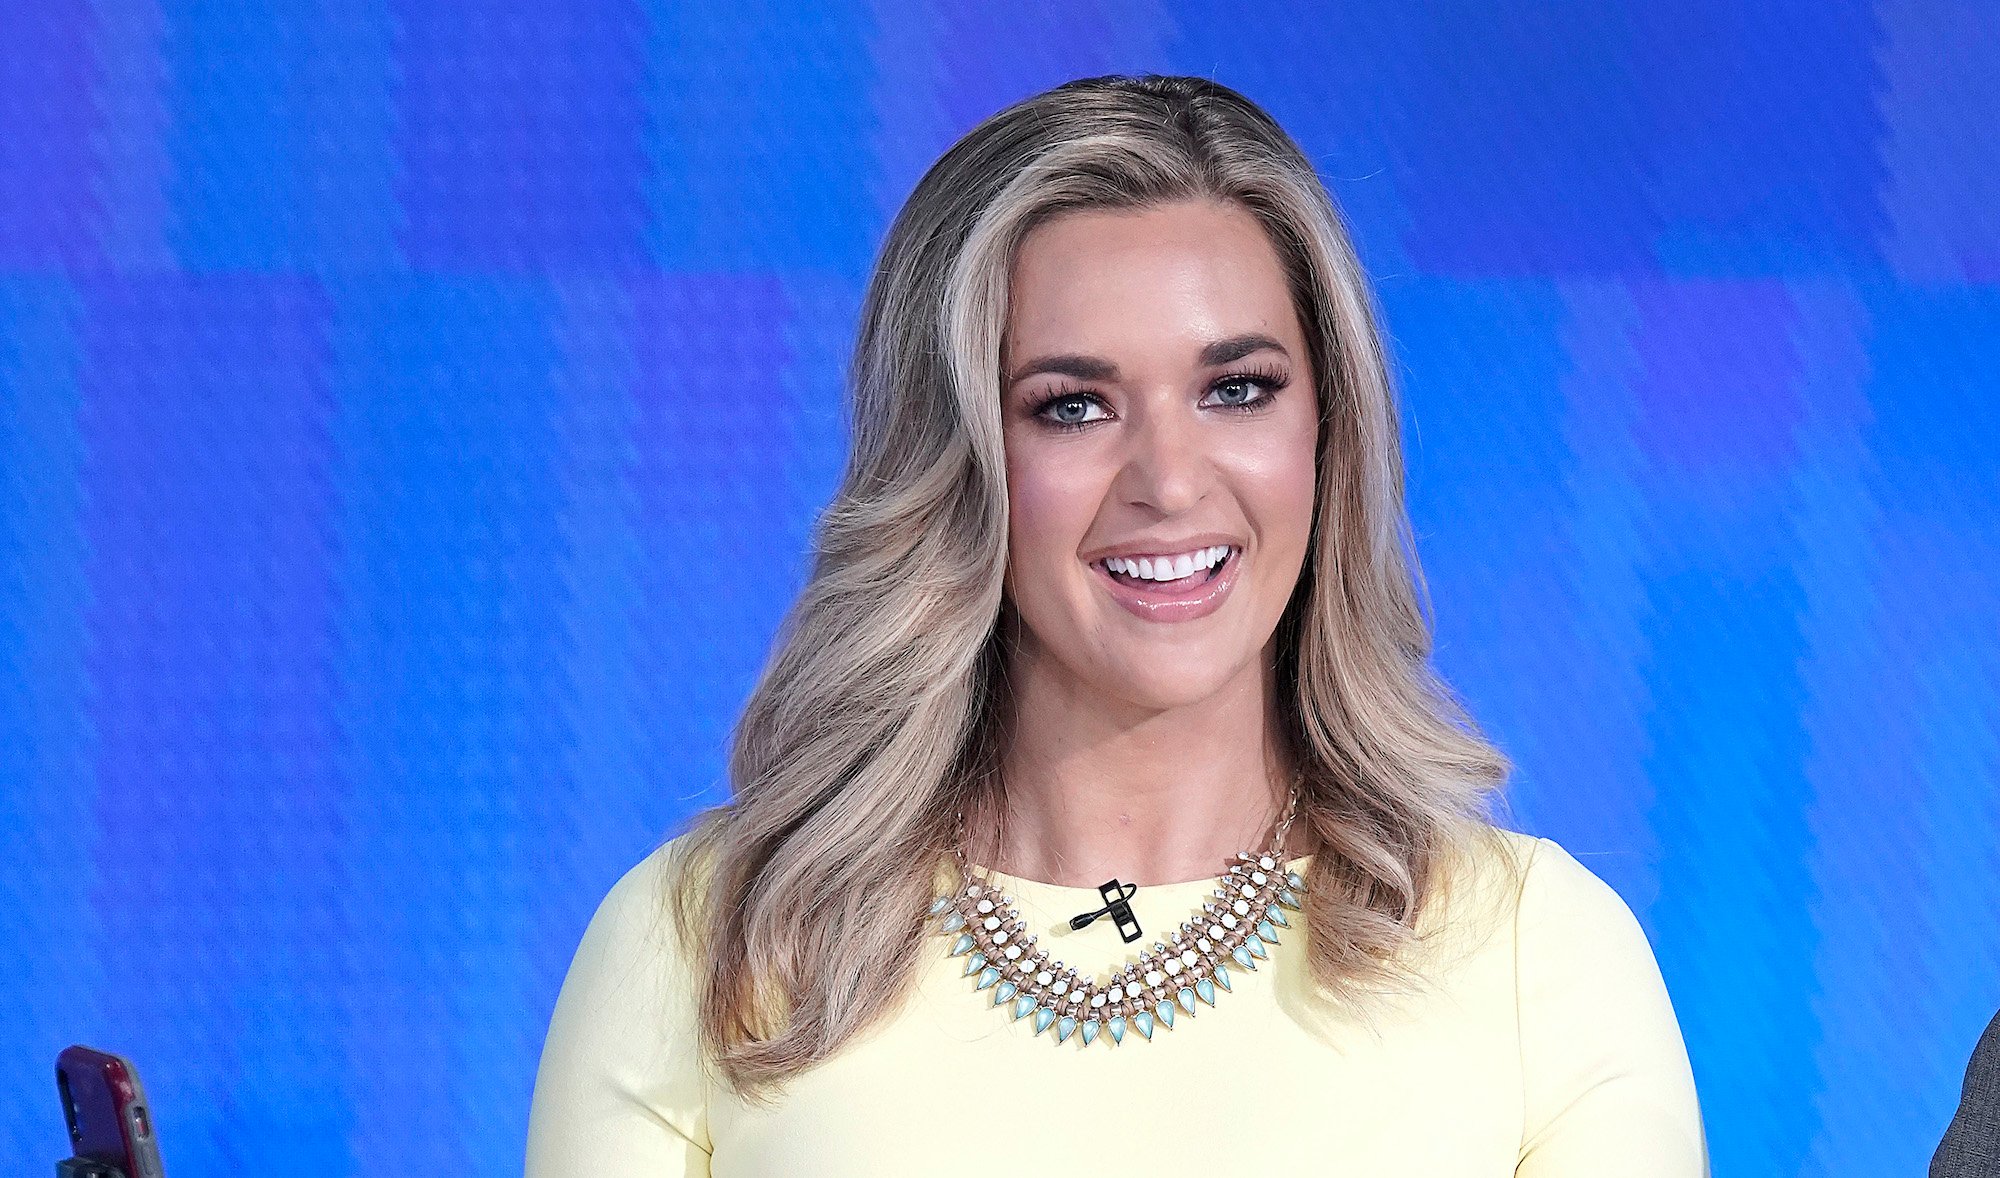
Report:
525,73,1708,1176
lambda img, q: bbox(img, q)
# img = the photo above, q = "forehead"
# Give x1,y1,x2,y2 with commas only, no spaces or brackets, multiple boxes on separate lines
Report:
1005,199,1298,361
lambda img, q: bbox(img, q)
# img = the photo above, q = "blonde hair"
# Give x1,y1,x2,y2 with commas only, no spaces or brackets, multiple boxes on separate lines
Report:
662,73,1517,1104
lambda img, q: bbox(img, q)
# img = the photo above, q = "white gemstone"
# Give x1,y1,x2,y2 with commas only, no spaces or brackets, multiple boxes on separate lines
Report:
1091,993,1107,1008
1208,924,1226,939
1232,900,1250,916
1004,945,1021,959
976,899,994,913
994,930,1009,943
1052,979,1068,995
968,884,983,897
983,916,1000,930
1252,871,1268,884
1125,982,1144,1000
1037,971,1054,986
1181,949,1199,967
1197,938,1212,953
1068,992,1084,1005
1258,856,1275,869
1164,958,1182,976
1144,969,1165,987
1240,883,1256,898
1222,913,1238,929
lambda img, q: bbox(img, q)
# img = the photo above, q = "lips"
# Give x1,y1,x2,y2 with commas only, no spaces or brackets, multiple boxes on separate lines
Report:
1090,546,1242,623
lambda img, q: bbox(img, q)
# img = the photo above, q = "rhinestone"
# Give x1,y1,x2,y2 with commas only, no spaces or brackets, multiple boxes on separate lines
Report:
1208,923,1226,939
1196,937,1212,953
1240,883,1256,898
1036,970,1054,986
1144,969,1165,987
1164,958,1182,976
1222,913,1238,929
976,899,994,914
1125,982,1144,1000
1251,871,1267,884
1068,992,1084,1005
1181,949,1199,967
993,930,1009,943
1051,979,1068,995
1090,992,1107,1008
982,916,1000,930
1004,945,1022,959
1258,855,1275,869
1232,900,1250,916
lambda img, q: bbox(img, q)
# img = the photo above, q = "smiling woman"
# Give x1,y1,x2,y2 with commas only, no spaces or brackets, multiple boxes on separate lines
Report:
525,74,1709,1177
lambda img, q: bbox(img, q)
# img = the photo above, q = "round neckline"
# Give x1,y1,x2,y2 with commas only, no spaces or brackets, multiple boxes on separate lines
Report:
967,853,1315,903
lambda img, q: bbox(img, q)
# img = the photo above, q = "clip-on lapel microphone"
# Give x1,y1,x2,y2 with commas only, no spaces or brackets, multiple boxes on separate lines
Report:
1069,880,1143,943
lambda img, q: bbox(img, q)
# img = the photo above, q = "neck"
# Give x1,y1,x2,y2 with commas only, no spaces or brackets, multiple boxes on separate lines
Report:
973,631,1304,889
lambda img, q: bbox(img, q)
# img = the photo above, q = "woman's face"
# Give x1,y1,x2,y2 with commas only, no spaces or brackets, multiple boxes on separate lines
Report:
1000,198,1320,712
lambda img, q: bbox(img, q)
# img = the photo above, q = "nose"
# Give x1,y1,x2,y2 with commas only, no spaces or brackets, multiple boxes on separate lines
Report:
1114,396,1210,515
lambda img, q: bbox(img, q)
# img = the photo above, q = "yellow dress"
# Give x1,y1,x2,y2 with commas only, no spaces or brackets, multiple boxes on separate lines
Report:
524,827,1708,1176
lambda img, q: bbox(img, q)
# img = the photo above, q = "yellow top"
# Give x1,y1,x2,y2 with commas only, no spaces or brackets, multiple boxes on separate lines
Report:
524,827,1708,1176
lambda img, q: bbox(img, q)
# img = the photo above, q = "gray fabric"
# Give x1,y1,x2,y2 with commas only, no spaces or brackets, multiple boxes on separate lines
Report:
1933,1009,2000,1177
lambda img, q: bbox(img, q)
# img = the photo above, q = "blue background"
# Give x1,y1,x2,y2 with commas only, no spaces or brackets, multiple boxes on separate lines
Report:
3,2,1996,1174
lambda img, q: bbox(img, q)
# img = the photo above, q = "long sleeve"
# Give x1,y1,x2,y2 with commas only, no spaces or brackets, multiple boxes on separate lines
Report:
1514,837,1709,1177
525,843,713,1177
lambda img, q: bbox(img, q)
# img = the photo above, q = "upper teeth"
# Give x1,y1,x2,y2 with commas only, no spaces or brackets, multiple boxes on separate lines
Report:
1104,546,1231,582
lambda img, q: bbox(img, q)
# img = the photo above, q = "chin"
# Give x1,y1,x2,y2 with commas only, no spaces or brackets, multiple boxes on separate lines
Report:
1083,651,1248,713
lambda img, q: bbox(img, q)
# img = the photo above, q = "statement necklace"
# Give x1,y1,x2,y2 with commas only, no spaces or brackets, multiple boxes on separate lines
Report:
928,784,1306,1048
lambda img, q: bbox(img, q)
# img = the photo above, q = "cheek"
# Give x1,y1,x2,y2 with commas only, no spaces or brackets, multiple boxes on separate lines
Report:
1003,438,1101,591
1229,417,1320,551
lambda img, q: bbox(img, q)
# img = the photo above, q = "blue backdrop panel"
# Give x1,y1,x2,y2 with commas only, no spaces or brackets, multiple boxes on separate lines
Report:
1,2,1994,1175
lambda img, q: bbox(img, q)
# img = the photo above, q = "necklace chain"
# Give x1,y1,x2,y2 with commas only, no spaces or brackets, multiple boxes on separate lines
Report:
932,773,1308,1048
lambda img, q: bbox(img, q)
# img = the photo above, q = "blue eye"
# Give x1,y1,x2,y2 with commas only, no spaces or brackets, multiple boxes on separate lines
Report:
1200,372,1285,411
1033,391,1110,432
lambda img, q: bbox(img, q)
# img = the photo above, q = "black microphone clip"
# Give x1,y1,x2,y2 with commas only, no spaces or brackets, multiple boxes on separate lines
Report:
1068,880,1143,943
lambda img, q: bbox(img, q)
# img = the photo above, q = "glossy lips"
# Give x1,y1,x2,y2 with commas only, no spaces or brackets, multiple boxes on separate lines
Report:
1091,546,1241,623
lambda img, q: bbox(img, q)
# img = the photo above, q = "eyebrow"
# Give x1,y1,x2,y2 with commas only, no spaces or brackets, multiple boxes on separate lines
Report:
1005,332,1291,388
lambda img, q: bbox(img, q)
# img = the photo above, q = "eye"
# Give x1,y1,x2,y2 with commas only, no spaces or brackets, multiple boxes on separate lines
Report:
1199,368,1288,412
1032,391,1111,431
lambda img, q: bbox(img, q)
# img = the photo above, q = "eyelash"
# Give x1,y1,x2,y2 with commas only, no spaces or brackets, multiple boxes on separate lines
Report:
1029,363,1292,434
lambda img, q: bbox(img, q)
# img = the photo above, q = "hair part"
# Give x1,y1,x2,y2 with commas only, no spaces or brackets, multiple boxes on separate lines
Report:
662,72,1518,1104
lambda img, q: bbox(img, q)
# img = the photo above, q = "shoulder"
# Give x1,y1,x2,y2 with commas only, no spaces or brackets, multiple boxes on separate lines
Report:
525,832,716,1169
1512,836,1654,956
1421,827,1668,1003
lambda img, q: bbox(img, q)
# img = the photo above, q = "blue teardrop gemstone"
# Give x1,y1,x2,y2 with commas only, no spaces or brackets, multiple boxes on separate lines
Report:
1080,1019,1099,1046
939,911,965,933
1133,1011,1156,1039
1257,919,1278,944
1176,986,1198,1015
962,951,987,976
1232,944,1257,971
1012,995,1037,1020
1245,935,1268,961
1056,1016,1077,1044
1285,871,1306,891
1033,1006,1055,1035
993,980,1017,1004
1107,1015,1126,1044
1277,890,1301,909
1265,906,1290,928
949,933,975,956
1155,999,1176,1029
1196,977,1217,1005
928,896,951,915
1213,963,1233,991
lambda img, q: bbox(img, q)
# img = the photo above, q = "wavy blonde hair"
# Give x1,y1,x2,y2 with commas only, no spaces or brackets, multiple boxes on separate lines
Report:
662,73,1517,1104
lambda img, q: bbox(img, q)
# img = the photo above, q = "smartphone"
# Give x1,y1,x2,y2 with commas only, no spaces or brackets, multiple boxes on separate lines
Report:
56,1045,167,1178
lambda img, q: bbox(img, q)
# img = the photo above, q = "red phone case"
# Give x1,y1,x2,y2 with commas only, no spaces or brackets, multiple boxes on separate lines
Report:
56,1045,167,1178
